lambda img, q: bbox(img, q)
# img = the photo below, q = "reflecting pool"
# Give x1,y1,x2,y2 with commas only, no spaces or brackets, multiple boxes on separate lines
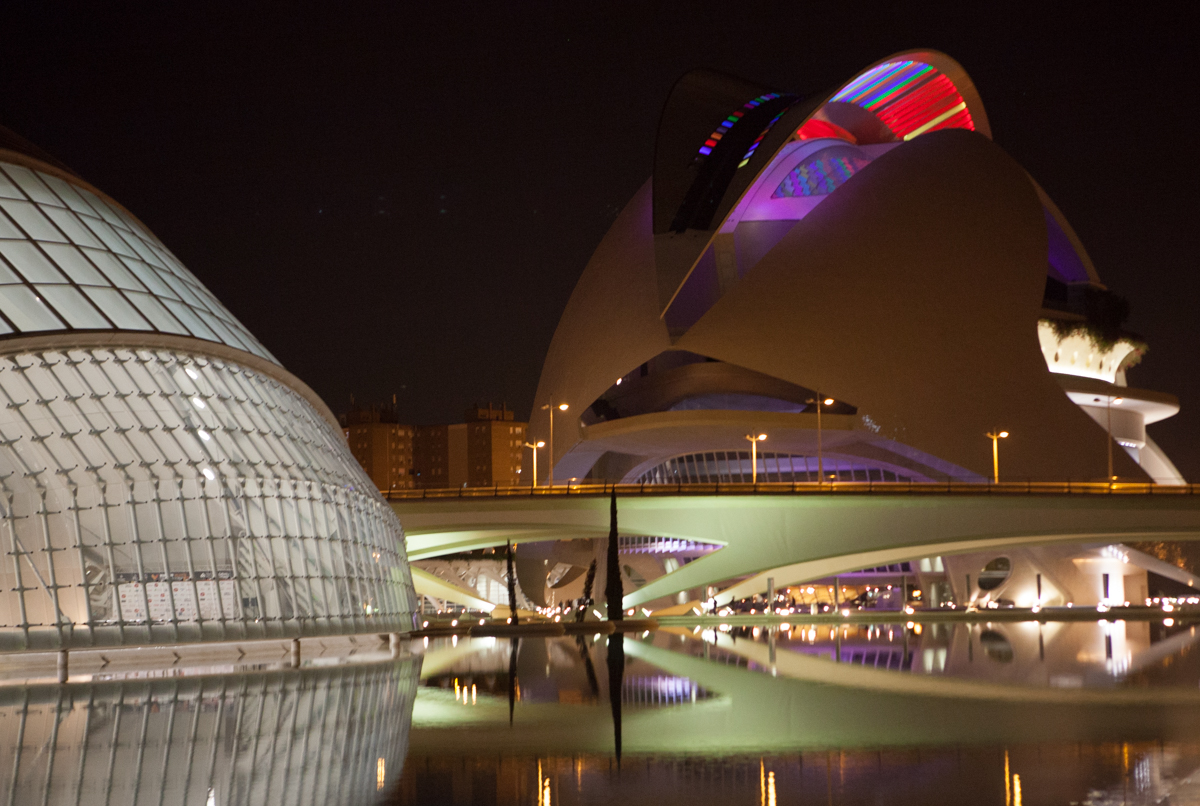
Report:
395,620,1200,805
5,620,1200,804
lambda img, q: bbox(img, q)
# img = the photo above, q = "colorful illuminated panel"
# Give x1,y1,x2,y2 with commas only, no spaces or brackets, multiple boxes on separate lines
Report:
695,93,783,159
772,146,873,198
831,60,974,141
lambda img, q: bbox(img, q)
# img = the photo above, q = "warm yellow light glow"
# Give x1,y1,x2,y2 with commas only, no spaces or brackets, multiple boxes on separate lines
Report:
536,441,545,447
767,771,776,806
999,431,1009,438
558,403,569,411
472,683,477,704
823,398,834,406
377,757,386,790
757,433,767,441
1113,397,1124,405
1005,751,1010,806
1013,773,1022,806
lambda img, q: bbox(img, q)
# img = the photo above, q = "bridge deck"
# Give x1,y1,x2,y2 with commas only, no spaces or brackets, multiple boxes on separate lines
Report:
385,481,1200,500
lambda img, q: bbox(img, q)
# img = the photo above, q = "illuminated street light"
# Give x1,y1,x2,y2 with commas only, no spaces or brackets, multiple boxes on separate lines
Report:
523,440,545,487
986,429,1009,483
539,401,569,486
1107,396,1124,481
805,395,835,485
743,432,767,483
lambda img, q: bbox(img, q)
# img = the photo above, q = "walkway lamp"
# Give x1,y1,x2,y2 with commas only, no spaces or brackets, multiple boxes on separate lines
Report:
986,429,1008,483
1107,396,1123,481
539,401,569,486
743,433,767,483
805,395,835,484
523,441,545,487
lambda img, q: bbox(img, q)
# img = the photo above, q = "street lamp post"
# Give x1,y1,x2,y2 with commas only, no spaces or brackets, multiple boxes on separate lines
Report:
743,433,767,483
805,395,835,484
1107,396,1124,480
523,440,545,487
539,401,569,486
986,429,1009,483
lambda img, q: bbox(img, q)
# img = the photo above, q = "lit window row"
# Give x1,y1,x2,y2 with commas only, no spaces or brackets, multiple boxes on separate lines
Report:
0,162,273,362
635,451,918,484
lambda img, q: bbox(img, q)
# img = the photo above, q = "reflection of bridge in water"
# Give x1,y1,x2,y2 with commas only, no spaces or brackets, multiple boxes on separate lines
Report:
392,484,1200,609
409,627,1200,759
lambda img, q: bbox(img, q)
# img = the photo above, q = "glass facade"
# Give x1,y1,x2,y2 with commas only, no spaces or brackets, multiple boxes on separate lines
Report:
0,160,274,361
0,345,416,650
0,149,416,650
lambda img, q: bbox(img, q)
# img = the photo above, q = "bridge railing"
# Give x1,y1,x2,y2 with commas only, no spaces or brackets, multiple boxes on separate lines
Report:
383,480,1200,500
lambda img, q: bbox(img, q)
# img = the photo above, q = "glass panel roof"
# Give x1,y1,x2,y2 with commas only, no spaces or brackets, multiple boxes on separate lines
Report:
0,160,275,363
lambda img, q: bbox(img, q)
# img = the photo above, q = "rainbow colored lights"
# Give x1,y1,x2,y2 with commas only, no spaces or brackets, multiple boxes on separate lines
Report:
738,109,788,168
695,93,782,159
772,147,872,198
831,60,974,141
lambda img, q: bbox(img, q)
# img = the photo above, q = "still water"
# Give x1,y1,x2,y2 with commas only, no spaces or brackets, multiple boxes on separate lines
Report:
5,619,1200,804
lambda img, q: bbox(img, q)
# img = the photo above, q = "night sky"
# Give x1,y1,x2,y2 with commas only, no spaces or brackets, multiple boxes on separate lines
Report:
3,5,1197,476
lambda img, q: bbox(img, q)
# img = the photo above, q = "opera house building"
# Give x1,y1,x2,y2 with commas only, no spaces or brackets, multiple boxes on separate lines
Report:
0,127,416,651
534,50,1183,489
517,50,1192,613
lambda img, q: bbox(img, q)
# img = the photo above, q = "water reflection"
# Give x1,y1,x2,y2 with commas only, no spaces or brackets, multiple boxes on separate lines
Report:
606,632,624,763
0,655,420,805
713,618,1200,688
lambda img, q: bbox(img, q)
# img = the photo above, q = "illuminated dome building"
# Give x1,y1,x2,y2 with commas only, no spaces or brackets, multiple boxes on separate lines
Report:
0,126,416,651
533,51,1183,486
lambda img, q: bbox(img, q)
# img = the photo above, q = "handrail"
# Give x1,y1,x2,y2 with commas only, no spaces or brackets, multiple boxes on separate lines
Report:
383,481,1200,501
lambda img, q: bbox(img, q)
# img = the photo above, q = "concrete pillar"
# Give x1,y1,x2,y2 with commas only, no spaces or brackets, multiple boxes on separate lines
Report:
290,638,301,668
767,577,775,615
389,633,402,657
57,650,68,684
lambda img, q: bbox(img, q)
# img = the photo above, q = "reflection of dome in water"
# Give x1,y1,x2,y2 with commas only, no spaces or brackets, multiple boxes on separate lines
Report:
0,656,420,802
0,126,416,649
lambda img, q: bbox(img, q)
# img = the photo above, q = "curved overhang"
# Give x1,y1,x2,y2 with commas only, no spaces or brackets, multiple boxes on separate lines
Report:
1056,374,1180,426
578,409,976,483
1031,179,1103,286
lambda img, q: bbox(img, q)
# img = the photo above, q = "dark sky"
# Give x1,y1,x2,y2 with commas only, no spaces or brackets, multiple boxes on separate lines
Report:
3,4,1197,476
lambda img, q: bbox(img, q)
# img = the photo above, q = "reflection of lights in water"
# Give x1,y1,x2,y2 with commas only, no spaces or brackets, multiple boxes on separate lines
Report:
767,771,776,806
377,757,386,790
1005,750,1010,806
1013,773,1021,806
